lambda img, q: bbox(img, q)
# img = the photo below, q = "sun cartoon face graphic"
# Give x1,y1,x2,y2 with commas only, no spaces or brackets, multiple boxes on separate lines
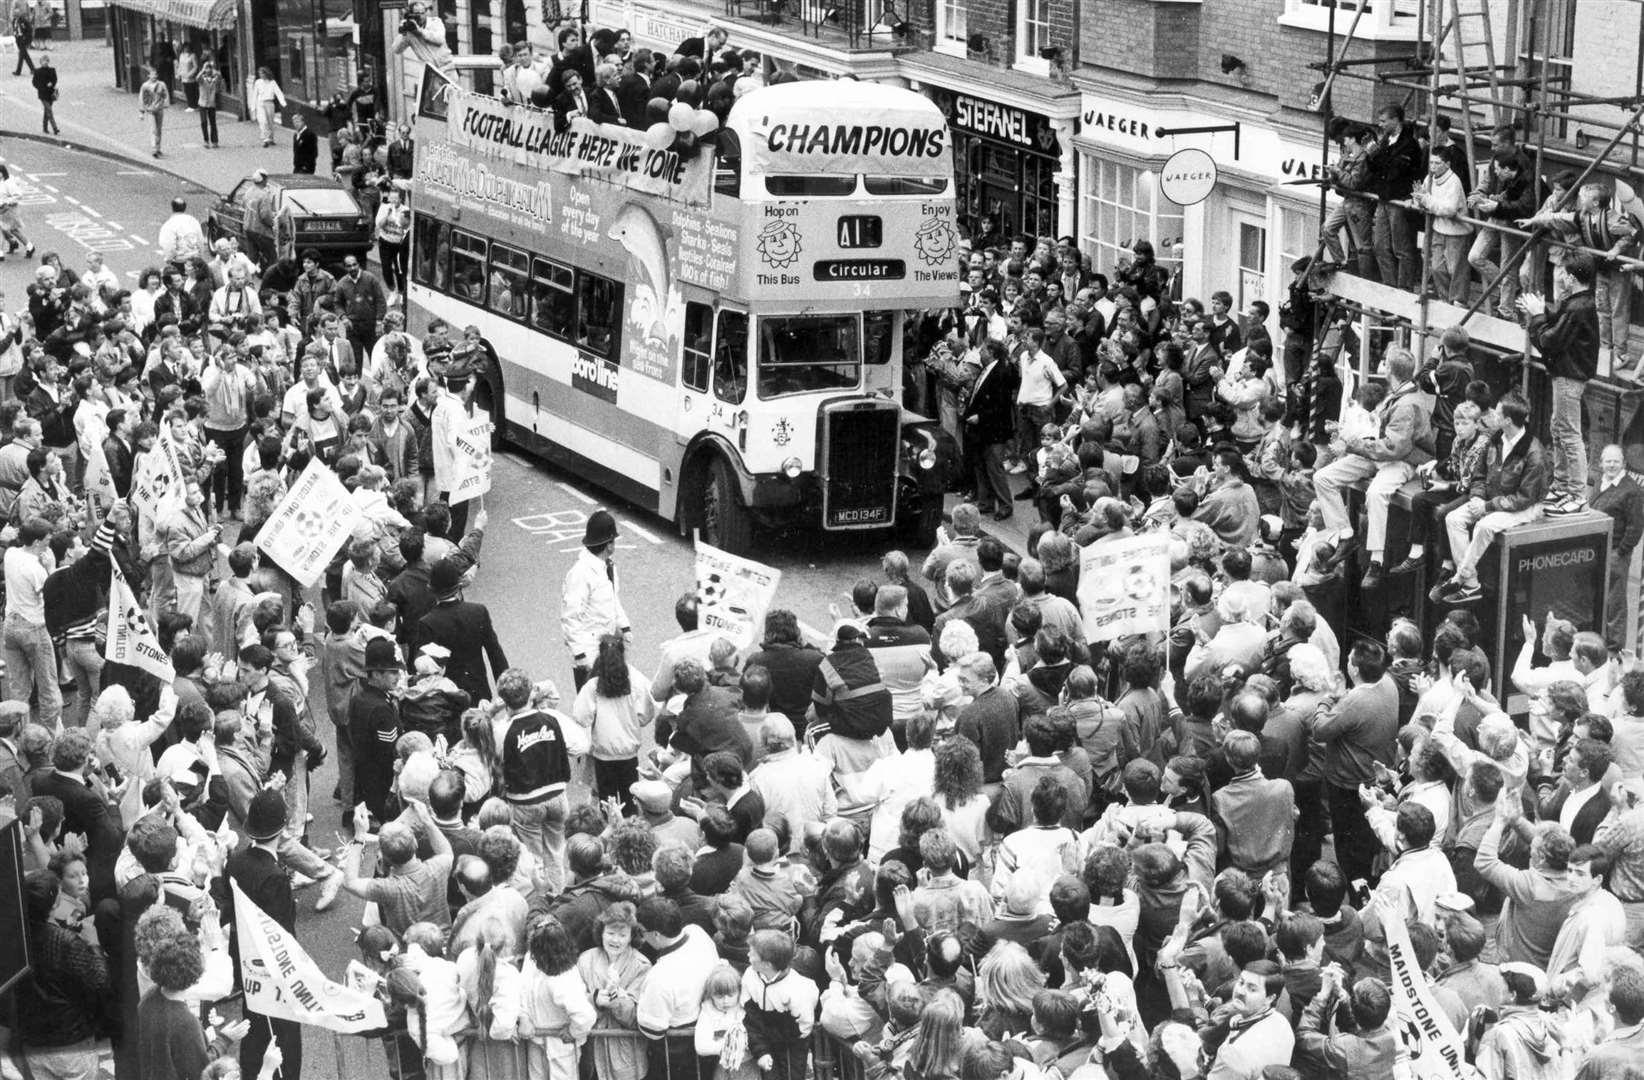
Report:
756,220,803,269
913,215,957,268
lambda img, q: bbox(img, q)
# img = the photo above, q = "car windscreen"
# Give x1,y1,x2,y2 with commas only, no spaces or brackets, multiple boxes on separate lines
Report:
283,189,360,215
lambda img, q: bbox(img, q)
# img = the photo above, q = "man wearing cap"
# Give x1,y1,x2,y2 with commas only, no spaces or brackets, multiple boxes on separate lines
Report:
498,667,571,889
417,555,507,705
561,508,630,691
220,789,303,1080
349,637,404,822
631,779,701,850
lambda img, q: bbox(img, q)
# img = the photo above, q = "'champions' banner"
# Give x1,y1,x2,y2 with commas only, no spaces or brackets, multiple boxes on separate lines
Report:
445,89,711,205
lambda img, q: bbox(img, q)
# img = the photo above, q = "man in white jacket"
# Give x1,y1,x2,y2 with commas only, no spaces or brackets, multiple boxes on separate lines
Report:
1413,151,1473,304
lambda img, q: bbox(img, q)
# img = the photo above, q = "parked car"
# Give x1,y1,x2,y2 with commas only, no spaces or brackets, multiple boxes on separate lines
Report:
206,173,370,270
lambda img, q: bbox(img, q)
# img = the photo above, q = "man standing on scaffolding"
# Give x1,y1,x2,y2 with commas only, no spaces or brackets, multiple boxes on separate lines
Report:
1521,252,1600,516
1524,181,1640,376
1364,104,1425,291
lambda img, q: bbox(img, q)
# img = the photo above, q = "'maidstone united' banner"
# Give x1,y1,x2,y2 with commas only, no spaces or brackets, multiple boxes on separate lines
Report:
446,89,711,205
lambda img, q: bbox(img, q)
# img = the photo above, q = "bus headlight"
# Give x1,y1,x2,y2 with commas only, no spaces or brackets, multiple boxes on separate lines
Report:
781,456,804,479
917,448,938,470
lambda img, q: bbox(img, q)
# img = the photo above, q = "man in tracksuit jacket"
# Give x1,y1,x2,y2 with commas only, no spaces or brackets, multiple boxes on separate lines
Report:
499,667,571,892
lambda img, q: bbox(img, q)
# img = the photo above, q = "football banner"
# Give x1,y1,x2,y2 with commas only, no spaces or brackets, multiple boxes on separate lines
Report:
695,538,781,650
82,437,117,504
104,564,174,681
448,409,493,504
231,880,386,1033
1383,901,1470,1080
1078,533,1171,641
129,440,188,521
255,459,364,588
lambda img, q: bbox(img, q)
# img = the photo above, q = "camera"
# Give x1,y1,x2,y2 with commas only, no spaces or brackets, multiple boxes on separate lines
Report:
399,13,424,33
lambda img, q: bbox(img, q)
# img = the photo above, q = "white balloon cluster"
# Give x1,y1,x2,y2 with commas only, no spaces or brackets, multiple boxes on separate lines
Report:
644,103,719,150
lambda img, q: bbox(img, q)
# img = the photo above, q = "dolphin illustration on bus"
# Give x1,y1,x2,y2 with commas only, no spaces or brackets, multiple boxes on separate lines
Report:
608,202,672,344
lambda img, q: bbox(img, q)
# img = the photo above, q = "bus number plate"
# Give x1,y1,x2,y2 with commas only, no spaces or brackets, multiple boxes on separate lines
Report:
836,215,882,249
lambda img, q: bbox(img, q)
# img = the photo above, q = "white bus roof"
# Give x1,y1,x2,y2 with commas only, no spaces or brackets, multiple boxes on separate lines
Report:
728,81,951,178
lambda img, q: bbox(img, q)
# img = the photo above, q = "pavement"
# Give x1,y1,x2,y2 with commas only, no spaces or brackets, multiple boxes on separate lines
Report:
0,39,289,198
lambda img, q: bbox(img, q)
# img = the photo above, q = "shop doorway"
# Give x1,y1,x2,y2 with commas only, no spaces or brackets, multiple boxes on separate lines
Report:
1233,210,1267,314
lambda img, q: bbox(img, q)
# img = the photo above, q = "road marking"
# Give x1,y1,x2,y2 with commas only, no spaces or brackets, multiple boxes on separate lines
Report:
64,196,79,206
554,481,595,505
28,172,66,177
622,518,663,545
80,207,102,219
40,184,56,193
127,236,147,245
116,170,154,176
43,211,133,252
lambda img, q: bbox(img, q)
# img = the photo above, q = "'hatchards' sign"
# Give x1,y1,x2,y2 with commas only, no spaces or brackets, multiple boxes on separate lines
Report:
447,88,711,206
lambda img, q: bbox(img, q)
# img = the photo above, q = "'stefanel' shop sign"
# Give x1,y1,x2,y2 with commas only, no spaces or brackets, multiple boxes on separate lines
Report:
1160,147,1217,206
949,93,1061,155
447,88,711,205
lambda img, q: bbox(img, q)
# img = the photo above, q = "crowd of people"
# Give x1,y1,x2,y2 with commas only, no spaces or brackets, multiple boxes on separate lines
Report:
6,25,1644,1080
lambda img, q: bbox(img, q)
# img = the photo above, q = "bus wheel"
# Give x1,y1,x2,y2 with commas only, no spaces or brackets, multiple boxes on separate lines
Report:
699,456,753,554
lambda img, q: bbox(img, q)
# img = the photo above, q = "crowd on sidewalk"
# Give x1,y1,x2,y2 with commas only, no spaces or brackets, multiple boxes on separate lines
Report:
4,18,1644,1080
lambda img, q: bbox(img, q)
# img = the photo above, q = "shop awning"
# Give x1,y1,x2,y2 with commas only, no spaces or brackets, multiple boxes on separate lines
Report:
109,0,237,29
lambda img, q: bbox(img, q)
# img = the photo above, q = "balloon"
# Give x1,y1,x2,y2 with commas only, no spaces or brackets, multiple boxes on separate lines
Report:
646,96,671,124
676,79,701,107
529,86,551,108
690,109,719,136
645,122,675,150
668,102,695,132
673,131,698,154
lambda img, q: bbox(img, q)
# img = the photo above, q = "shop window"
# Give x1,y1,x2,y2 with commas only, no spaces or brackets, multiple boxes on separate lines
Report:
412,215,451,291
450,230,488,305
713,309,748,404
1279,0,1422,40
576,274,622,358
1079,157,1182,286
487,243,529,321
271,0,357,103
683,302,713,392
531,257,575,339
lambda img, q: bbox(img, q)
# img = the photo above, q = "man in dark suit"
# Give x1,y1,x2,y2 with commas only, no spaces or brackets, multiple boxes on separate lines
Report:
1592,443,1644,649
417,556,509,705
586,63,625,126
1538,738,1614,845
217,791,303,1080
962,337,1018,520
553,69,591,134
674,26,726,60
649,55,692,104
29,727,124,902
292,111,319,174
616,51,655,129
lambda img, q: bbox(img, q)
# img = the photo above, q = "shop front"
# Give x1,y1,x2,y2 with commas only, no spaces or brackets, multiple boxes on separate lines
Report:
905,57,1077,245
1074,83,1330,361
107,0,247,116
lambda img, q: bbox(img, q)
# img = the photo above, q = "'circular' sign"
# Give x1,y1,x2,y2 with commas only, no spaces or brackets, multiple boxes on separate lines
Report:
1159,147,1217,206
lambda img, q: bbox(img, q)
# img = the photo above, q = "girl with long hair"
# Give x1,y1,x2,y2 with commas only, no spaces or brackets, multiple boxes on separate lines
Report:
864,989,965,1079
932,736,989,863
574,902,650,1080
519,915,596,1080
571,632,656,807
456,917,524,1080
447,706,504,813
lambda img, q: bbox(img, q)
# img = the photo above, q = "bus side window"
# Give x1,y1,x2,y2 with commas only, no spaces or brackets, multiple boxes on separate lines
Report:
413,216,450,291
714,309,748,405
487,243,530,322
683,302,712,393
576,273,623,358
864,310,894,365
451,230,488,306
531,258,575,340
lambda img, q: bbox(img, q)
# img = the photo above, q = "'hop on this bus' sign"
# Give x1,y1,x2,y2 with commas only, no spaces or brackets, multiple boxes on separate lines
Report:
445,88,713,207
